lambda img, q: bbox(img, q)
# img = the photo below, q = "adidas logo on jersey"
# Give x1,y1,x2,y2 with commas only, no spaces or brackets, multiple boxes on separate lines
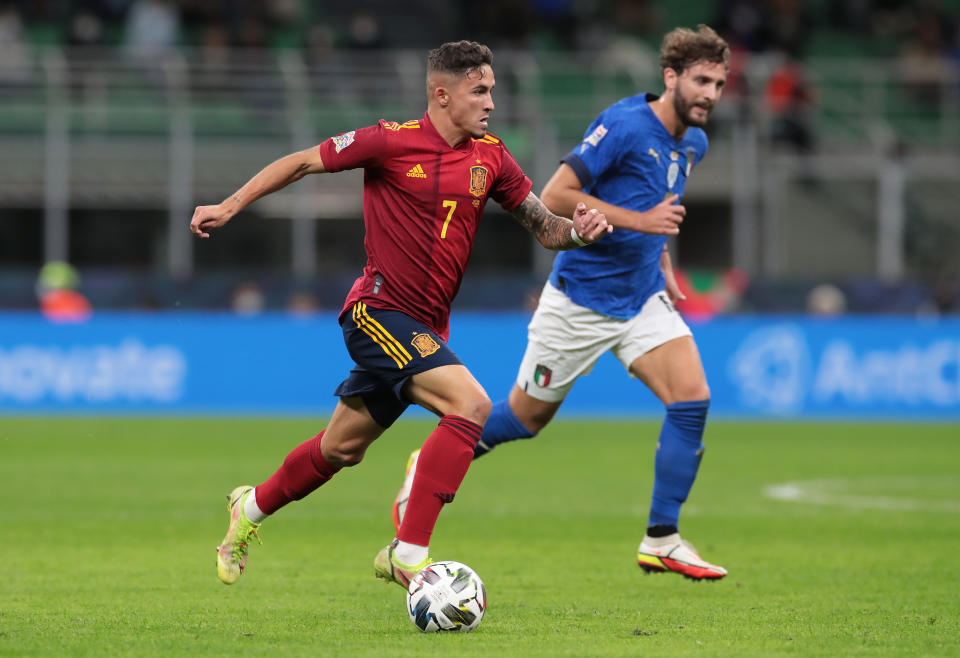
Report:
406,164,427,178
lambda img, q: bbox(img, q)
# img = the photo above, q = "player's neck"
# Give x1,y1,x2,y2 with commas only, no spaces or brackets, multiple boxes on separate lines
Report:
427,107,470,148
650,94,687,140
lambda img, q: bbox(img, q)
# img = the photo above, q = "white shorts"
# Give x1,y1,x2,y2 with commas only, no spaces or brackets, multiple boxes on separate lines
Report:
516,281,692,402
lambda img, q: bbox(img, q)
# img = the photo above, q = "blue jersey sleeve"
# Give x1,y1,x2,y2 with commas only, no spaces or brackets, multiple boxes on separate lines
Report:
560,112,626,188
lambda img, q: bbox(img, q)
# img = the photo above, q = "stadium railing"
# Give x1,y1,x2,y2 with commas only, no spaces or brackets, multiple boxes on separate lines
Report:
1,46,958,282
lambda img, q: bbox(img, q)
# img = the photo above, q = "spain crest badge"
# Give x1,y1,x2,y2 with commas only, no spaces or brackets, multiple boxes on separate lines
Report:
469,165,488,197
411,333,441,357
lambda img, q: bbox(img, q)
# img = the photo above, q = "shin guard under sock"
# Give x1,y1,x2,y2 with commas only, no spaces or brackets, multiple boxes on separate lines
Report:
255,430,341,515
473,399,534,458
398,415,481,546
648,399,710,528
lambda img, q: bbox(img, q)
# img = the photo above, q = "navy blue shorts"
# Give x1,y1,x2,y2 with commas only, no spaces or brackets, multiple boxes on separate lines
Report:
334,302,462,428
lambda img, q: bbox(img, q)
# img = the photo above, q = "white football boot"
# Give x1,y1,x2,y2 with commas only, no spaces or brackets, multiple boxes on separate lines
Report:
637,533,727,580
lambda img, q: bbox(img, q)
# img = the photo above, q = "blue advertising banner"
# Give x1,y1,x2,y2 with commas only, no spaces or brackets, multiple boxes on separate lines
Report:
1,312,958,419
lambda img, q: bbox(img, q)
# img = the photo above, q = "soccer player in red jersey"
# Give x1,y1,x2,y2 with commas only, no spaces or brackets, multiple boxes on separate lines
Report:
190,41,611,588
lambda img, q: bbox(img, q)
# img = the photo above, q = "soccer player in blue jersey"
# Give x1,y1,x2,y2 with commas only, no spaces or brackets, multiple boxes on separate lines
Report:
394,25,730,580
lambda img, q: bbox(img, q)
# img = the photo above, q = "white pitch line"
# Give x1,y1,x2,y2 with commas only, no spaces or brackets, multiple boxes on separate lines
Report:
764,476,960,513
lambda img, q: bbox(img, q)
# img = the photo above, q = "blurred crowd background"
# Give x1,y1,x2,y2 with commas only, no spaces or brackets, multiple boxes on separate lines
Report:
1,0,959,318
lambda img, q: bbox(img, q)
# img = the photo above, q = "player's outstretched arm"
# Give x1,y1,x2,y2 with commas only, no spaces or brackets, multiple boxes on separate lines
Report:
190,147,327,238
510,192,611,250
541,163,685,235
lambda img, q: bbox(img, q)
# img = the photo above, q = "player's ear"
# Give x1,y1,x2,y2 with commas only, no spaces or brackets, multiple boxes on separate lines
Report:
428,72,451,108
663,67,678,92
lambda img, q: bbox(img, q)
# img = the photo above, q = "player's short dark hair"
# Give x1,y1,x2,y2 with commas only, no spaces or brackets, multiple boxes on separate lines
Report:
659,25,729,74
427,41,493,77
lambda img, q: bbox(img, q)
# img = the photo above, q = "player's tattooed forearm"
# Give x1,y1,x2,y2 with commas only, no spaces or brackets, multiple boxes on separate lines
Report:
511,192,573,249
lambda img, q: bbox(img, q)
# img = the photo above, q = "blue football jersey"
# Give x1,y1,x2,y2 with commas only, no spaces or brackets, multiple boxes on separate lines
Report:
549,93,708,319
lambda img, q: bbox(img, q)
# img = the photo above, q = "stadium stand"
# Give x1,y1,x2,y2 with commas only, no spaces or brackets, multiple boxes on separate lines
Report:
0,1,958,313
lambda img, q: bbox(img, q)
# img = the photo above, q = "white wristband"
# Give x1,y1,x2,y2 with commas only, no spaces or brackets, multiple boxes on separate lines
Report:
570,226,587,247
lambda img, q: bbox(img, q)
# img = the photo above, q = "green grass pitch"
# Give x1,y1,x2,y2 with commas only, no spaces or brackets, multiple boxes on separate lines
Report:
3,417,959,656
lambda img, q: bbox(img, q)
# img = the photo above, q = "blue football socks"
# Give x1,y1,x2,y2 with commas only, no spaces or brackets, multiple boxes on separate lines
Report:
473,399,534,458
648,399,710,528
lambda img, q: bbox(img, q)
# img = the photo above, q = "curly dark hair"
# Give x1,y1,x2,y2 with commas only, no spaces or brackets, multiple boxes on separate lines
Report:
659,25,729,74
427,40,493,77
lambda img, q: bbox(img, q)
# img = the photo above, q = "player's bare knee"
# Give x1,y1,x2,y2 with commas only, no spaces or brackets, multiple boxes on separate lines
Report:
322,441,367,467
672,381,710,404
690,382,711,402
451,392,491,426
325,449,365,468
471,393,493,426
677,389,711,406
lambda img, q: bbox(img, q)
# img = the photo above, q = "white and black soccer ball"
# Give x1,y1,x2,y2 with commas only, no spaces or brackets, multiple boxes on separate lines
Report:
406,561,486,633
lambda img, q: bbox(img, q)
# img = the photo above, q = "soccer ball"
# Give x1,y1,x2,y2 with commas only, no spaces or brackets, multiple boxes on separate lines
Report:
406,561,486,632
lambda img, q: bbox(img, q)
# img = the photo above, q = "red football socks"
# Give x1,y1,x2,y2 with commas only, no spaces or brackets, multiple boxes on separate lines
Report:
255,430,341,515
398,415,482,546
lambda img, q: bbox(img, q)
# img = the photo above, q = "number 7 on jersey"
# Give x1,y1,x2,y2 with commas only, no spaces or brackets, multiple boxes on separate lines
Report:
440,200,457,239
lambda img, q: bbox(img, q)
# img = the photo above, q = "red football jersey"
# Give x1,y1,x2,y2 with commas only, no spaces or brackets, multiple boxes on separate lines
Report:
319,112,533,340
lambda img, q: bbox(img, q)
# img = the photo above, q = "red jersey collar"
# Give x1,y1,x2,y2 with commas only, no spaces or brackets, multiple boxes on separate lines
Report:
421,111,476,152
